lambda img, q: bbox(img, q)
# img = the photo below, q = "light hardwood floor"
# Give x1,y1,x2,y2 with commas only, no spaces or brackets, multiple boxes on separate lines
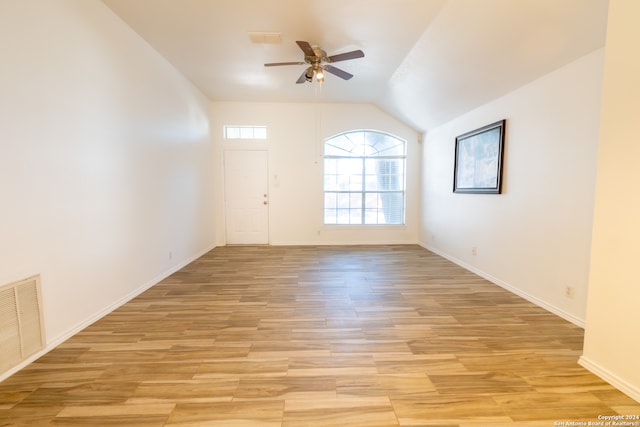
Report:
1,245,638,426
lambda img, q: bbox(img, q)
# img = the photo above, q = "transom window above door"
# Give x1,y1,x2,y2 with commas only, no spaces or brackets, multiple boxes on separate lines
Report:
323,130,406,225
223,125,267,140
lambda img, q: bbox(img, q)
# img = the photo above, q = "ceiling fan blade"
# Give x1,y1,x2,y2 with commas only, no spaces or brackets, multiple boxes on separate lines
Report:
327,49,364,63
265,61,305,67
296,40,316,58
323,65,354,80
296,70,307,84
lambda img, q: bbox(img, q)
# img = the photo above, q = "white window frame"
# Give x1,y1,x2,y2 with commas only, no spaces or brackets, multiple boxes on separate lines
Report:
323,130,406,226
223,125,267,140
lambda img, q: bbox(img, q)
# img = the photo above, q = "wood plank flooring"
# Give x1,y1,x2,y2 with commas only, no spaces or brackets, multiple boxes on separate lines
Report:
1,245,638,426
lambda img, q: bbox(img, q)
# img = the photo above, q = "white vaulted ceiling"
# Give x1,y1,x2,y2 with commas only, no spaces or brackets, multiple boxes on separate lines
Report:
102,0,609,131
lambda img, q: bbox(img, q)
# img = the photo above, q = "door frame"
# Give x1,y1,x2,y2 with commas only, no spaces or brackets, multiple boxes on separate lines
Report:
222,148,270,245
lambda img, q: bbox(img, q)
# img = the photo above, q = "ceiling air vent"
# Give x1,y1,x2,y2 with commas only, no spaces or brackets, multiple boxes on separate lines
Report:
248,31,281,44
0,275,45,376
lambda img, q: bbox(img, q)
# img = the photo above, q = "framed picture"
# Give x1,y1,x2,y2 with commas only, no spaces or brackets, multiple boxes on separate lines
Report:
453,119,506,194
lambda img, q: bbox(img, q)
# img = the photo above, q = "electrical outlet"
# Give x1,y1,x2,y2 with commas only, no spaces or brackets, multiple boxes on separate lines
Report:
471,246,477,256
565,286,575,299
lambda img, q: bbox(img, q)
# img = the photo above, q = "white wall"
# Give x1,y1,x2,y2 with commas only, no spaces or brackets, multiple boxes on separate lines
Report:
0,0,215,378
580,0,640,403
211,102,420,246
420,49,605,326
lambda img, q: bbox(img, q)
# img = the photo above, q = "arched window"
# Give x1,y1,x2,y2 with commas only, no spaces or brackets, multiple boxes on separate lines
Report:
324,130,406,225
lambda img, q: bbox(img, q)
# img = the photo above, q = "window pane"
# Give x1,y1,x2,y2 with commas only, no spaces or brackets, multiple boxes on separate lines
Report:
336,209,350,224
324,192,337,209
240,127,253,139
348,174,362,191
337,193,351,209
225,127,240,139
224,125,267,140
336,158,362,175
379,192,404,224
364,173,378,191
324,174,339,191
253,127,267,139
364,192,380,209
364,209,380,224
349,193,362,210
324,209,337,224
367,132,406,157
350,209,362,224
325,133,356,156
365,159,405,191
324,158,337,174
323,130,406,225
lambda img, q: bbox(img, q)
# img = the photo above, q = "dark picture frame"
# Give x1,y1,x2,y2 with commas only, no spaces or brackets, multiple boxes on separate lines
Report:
453,119,506,194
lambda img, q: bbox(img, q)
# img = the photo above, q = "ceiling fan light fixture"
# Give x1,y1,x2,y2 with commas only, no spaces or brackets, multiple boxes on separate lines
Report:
265,41,364,85
304,66,314,83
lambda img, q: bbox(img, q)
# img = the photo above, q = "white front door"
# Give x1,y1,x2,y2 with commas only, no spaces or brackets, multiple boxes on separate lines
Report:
224,150,269,244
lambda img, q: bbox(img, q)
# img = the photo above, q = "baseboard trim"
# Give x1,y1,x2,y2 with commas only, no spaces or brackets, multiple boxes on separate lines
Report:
579,356,640,403
269,240,419,246
0,244,216,382
418,242,585,328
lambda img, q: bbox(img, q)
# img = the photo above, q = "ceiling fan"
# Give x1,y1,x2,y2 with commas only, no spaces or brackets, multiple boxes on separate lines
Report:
265,40,364,84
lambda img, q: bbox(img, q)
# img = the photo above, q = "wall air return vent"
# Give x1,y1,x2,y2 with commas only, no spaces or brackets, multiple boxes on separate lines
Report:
0,275,45,376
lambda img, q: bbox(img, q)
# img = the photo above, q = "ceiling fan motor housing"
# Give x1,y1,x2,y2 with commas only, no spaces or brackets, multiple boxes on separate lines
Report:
307,46,327,64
